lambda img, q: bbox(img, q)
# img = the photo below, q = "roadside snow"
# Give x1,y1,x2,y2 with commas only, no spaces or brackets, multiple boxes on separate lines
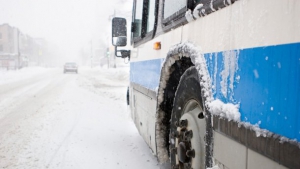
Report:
0,66,167,169
0,67,51,85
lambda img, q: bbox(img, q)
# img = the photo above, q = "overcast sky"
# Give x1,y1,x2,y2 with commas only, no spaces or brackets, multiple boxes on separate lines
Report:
0,0,132,61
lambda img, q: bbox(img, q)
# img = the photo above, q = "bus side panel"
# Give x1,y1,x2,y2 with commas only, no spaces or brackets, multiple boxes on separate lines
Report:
131,89,157,154
129,59,164,154
181,0,300,54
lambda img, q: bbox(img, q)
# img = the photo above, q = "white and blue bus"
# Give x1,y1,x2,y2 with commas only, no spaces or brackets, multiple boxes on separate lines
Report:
111,0,300,168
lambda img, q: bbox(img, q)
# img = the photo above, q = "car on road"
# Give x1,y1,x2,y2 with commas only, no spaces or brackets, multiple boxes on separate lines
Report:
64,62,78,74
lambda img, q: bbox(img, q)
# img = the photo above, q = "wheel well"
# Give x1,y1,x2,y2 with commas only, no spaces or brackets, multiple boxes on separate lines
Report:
156,42,213,163
159,57,194,155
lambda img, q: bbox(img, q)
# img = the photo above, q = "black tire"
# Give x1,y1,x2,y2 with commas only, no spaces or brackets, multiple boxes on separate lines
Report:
169,66,207,169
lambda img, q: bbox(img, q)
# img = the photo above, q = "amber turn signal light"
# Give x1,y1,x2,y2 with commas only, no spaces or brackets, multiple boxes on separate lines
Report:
153,42,161,50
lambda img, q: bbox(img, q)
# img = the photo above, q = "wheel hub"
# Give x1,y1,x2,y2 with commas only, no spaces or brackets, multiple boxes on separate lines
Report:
171,100,206,169
176,123,195,165
178,142,188,163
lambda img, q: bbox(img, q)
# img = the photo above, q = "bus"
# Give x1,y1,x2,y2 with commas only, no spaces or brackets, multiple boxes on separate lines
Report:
111,0,300,168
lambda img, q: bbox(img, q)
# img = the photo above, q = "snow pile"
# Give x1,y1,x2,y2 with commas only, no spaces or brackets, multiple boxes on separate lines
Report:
241,122,270,137
209,99,240,122
209,100,299,144
185,9,195,22
210,0,216,12
193,4,203,19
77,66,129,101
239,122,300,148
279,137,299,146
240,122,300,147
207,165,220,169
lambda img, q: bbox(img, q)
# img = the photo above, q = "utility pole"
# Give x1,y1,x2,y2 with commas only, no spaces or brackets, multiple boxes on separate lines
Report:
16,29,21,70
106,47,110,69
90,40,93,68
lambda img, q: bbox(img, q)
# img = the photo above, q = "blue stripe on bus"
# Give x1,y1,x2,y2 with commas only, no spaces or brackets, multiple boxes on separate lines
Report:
204,42,300,141
130,42,300,141
130,58,164,91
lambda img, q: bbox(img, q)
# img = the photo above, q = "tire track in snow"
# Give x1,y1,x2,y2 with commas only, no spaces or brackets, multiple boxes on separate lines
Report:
46,118,80,168
45,79,81,168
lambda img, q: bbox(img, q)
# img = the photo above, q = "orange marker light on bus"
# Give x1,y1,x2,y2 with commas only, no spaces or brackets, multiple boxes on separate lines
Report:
153,42,161,50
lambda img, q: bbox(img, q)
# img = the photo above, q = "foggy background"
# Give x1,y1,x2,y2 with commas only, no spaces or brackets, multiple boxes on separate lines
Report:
0,0,132,67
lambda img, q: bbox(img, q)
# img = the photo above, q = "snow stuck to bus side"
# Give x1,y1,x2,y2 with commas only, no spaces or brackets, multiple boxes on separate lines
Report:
185,9,194,22
207,165,221,169
209,99,240,122
156,42,238,122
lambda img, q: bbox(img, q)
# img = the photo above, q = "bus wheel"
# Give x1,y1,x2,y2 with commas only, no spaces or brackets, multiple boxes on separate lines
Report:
170,66,206,169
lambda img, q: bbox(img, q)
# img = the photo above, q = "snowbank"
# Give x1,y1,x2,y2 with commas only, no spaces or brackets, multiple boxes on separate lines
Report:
0,67,51,85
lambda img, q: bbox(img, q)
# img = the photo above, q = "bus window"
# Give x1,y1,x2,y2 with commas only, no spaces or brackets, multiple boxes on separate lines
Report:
163,0,186,19
146,0,156,33
133,0,157,43
133,0,144,38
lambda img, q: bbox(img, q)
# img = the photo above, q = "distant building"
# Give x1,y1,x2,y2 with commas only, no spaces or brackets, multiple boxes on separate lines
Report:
0,23,20,69
0,23,18,53
0,23,48,69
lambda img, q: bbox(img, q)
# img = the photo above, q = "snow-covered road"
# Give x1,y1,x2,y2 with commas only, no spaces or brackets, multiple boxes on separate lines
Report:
0,67,169,169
